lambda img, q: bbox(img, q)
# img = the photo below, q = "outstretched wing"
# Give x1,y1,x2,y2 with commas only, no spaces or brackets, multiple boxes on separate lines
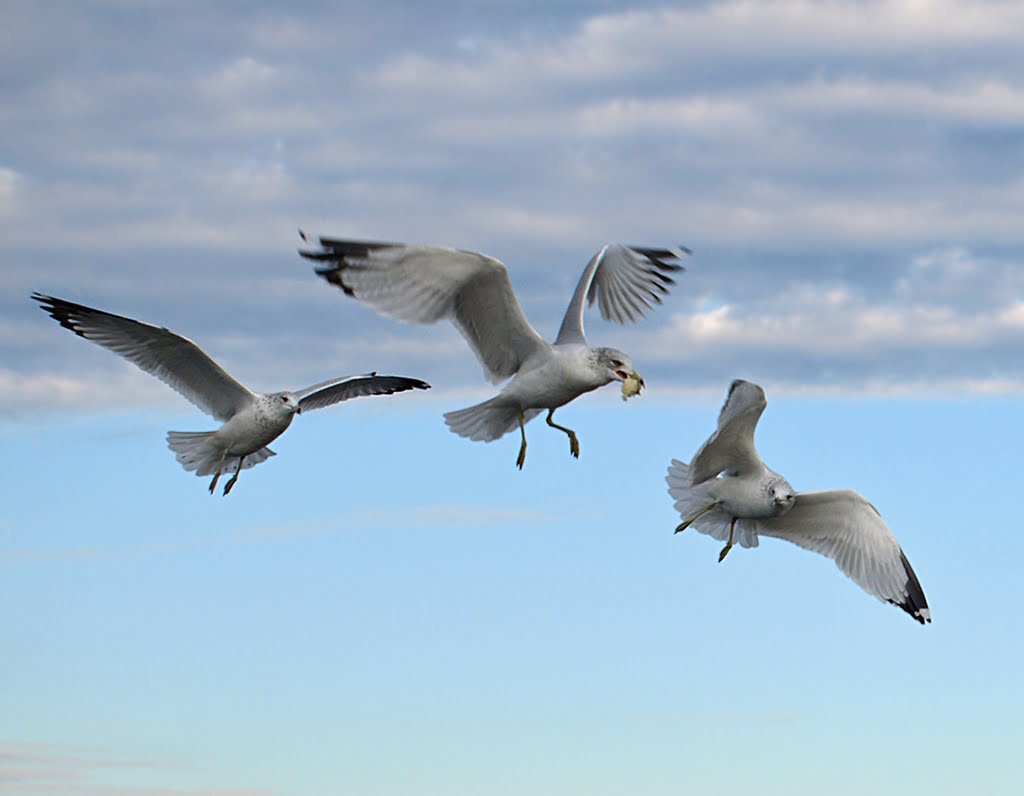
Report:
300,234,548,384
33,293,254,421
292,372,430,413
757,490,931,625
555,243,689,345
688,379,767,484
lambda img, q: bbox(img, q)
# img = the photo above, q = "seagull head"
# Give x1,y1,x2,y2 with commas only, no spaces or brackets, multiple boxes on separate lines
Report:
275,392,302,416
768,478,796,515
594,347,643,387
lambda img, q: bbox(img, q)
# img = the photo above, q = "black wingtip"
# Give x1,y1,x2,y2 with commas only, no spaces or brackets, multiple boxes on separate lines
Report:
312,265,357,296
300,237,400,259
31,291,56,309
629,244,692,268
888,550,931,625
381,376,431,394
300,236,402,298
31,292,94,337
31,291,60,322
888,598,930,625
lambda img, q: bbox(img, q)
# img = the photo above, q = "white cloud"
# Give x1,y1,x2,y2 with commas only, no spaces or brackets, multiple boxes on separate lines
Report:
777,77,1024,125
0,165,20,193
205,160,295,204
0,741,269,796
365,1,1024,95
576,0,1024,62
615,246,1024,394
575,95,761,138
199,56,281,99
0,165,20,213
896,247,1024,307
0,369,177,415
4,1,1024,406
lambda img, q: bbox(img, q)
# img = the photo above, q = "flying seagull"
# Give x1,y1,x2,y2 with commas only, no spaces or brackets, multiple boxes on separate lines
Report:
666,379,930,624
33,293,430,495
300,233,689,468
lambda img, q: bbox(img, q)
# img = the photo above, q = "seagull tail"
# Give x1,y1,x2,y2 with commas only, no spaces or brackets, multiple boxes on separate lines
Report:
443,399,542,442
665,459,759,548
166,431,275,476
666,460,713,518
666,458,694,491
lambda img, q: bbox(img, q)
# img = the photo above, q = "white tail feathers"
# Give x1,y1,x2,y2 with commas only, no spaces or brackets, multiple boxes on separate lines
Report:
666,458,694,490
444,399,542,442
666,459,759,549
166,431,275,477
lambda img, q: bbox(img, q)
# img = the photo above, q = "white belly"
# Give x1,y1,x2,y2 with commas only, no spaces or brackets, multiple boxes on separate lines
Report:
707,473,782,520
213,402,293,456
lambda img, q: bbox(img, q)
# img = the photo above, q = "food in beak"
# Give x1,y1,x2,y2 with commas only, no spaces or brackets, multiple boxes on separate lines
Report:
621,371,644,400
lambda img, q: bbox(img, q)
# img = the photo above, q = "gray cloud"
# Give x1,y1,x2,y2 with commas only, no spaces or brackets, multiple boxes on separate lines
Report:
2,1,1023,411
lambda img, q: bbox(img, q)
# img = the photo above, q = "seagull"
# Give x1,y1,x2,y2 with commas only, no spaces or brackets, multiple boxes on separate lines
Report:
300,233,689,468
666,379,930,624
33,293,430,495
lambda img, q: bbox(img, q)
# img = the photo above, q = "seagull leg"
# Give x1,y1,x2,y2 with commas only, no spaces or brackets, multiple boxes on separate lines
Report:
718,518,738,563
545,409,580,459
516,413,528,470
674,503,717,534
208,452,228,495
222,455,245,496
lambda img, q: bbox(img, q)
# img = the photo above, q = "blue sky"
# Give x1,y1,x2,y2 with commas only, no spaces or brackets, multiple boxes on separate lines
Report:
2,1,1023,794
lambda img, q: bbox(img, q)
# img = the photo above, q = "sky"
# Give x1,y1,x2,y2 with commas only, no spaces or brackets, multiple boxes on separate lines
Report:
1,1,1022,794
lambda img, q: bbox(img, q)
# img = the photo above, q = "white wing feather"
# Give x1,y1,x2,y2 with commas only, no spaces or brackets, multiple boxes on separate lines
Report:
302,237,548,384
688,379,767,484
293,372,430,413
33,293,254,422
555,243,689,345
757,490,931,624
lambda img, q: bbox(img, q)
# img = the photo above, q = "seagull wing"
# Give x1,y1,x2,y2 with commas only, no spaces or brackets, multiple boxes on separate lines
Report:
554,243,689,345
33,293,254,421
293,373,430,413
301,235,548,384
688,379,767,484
757,490,931,624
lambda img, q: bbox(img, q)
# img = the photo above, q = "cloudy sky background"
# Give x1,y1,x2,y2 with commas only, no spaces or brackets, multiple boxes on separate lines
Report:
5,0,1024,406
2,1,1022,794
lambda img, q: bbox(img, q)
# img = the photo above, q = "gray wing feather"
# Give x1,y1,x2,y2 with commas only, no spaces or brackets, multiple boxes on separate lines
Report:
33,293,253,421
555,243,689,345
688,379,767,484
302,236,548,384
757,490,931,624
293,372,430,413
